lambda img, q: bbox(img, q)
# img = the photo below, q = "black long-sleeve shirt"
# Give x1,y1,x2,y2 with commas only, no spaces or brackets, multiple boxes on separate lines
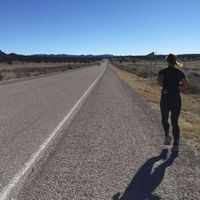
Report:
159,67,185,96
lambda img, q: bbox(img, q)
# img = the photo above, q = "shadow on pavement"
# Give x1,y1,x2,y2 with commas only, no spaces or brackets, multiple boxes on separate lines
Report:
113,149,178,200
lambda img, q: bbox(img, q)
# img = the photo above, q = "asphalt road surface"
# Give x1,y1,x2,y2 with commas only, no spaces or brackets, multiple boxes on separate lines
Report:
1,63,200,199
0,63,105,199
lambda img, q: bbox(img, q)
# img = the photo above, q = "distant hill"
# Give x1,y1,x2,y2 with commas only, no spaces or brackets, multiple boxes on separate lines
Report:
0,50,6,55
1,49,200,63
32,54,114,58
146,52,155,57
0,50,109,63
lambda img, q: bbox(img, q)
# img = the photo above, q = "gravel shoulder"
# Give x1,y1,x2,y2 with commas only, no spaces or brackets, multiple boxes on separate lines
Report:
17,66,200,200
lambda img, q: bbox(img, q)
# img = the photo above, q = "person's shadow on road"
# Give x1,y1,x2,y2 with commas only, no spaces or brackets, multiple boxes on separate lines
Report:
113,149,178,200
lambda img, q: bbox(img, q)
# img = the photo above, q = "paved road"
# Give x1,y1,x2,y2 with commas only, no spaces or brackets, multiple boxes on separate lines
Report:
0,64,105,199
16,66,200,199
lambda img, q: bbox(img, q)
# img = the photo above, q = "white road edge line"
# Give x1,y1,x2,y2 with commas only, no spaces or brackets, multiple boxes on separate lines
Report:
0,66,106,200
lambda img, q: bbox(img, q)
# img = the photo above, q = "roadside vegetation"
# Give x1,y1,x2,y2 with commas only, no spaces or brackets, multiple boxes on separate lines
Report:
111,58,200,153
0,61,99,81
0,50,101,81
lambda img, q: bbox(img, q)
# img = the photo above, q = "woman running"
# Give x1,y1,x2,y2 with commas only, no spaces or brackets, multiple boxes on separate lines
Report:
157,54,189,151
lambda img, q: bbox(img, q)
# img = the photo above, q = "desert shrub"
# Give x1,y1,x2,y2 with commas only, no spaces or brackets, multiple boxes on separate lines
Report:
16,73,22,78
68,66,73,69
0,73,3,81
3,72,16,80
187,83,200,94
8,60,13,65
130,67,137,72
23,73,31,77
185,72,200,94
136,71,149,78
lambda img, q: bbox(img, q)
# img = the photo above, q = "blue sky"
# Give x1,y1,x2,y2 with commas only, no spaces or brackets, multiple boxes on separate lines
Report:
0,0,200,55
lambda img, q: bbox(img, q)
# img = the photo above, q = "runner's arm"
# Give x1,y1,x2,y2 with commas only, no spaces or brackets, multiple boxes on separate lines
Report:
179,78,189,90
157,74,163,86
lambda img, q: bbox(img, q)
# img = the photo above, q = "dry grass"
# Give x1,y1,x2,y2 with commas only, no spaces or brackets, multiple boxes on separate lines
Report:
112,60,200,94
0,61,98,81
0,61,96,70
112,65,200,152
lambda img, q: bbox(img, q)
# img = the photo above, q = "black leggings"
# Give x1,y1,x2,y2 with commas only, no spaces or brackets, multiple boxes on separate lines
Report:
160,94,181,145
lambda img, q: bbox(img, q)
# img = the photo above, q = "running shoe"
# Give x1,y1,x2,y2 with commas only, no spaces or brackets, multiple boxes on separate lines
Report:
171,145,179,152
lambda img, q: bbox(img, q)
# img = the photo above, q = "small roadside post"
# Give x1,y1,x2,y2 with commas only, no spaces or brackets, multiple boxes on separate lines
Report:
146,52,155,79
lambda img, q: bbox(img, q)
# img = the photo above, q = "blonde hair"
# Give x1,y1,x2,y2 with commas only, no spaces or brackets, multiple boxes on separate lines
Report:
166,54,182,67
